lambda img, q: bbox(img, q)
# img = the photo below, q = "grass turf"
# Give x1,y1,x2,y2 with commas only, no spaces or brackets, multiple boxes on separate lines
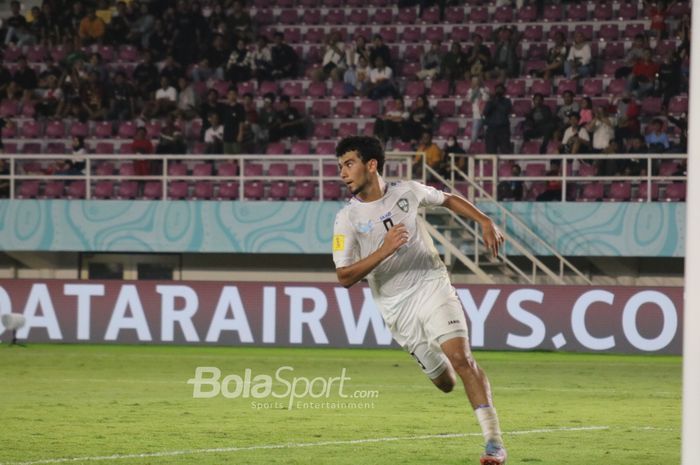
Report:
0,344,681,465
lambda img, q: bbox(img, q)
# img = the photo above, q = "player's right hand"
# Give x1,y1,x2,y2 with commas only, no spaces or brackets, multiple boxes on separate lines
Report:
382,224,409,255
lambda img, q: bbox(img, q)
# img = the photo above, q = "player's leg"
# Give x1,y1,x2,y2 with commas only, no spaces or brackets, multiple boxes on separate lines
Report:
409,341,455,393
440,336,506,464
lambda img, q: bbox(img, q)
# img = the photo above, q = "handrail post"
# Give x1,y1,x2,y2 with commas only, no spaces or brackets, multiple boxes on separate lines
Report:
85,155,91,199
9,154,15,199
162,155,168,201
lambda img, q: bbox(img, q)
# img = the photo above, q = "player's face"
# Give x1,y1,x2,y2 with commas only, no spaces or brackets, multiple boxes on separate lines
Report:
338,150,373,195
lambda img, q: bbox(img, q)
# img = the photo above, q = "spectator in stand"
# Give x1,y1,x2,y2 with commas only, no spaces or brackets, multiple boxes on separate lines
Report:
204,112,224,154
373,97,408,143
257,93,279,146
237,117,256,154
107,71,135,121
344,55,371,97
490,26,519,81
60,96,89,122
483,84,512,154
26,6,45,44
86,53,109,83
274,95,306,140
241,92,260,141
403,95,434,143
107,1,130,45
81,70,107,120
156,115,186,155
560,112,590,155
665,107,687,152
0,65,11,97
78,7,106,45
144,76,177,119
271,32,299,79
625,134,647,175
14,56,38,92
497,164,523,201
465,33,491,81
440,42,467,84
228,0,253,40
416,39,442,81
536,167,563,201
159,55,183,83
199,88,225,140
645,118,670,153
147,19,170,60
128,2,155,49
443,136,468,172
613,93,641,147
369,34,392,70
579,97,593,126
615,34,647,79
628,48,659,98
175,76,198,120
192,34,228,82
249,36,273,82
367,56,398,100
542,31,568,80
345,35,370,71
556,90,580,132
132,126,155,175
171,1,207,66
225,38,252,83
61,2,86,42
658,51,683,105
222,88,246,154
316,31,346,82
645,0,669,40
132,50,160,101
4,1,34,46
95,0,114,26
564,31,592,79
466,76,489,143
58,136,87,175
586,106,616,153
413,131,444,179
523,93,556,154
36,74,64,118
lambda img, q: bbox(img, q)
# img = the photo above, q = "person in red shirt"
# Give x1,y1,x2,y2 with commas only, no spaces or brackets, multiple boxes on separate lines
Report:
132,127,155,176
628,48,659,98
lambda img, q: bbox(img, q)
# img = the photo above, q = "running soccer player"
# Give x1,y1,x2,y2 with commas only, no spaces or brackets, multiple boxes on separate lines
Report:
332,136,507,465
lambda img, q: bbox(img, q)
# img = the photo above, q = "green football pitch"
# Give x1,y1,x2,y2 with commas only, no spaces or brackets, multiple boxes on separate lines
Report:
0,344,681,465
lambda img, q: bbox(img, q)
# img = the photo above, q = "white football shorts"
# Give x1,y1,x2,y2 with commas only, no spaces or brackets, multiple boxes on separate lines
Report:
387,277,470,379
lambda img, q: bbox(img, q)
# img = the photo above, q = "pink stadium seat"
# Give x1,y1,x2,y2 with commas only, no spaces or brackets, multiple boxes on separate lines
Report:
218,162,238,177
167,163,188,176
624,24,645,40
668,95,688,115
568,3,588,20
578,163,598,177
421,6,440,23
95,162,115,175
607,182,631,201
579,183,604,201
315,141,336,155
546,24,568,41
526,43,547,61
44,181,65,199
470,6,489,22
437,121,459,138
582,78,604,96
524,163,546,177
403,45,422,62
66,180,86,199
522,25,544,42
193,163,213,176
574,24,594,42
311,100,331,118
599,24,620,42
494,5,513,22
94,181,115,199
278,9,298,24
362,121,375,137
473,25,494,40
307,82,326,99
244,181,265,200
618,2,638,19
334,101,355,118
294,163,314,177
26,45,47,62
429,80,450,98
21,143,41,155
358,100,380,118
374,8,393,24
21,121,41,138
17,181,40,199
606,78,627,95
46,142,67,154
517,4,537,22
469,140,486,155
145,121,162,139
119,45,138,61
445,7,465,23
397,7,417,24
524,60,547,76
237,80,256,96
656,40,679,57
543,4,563,21
641,97,663,116
295,181,316,200
506,79,527,98
663,183,686,201
313,122,333,139
424,26,444,42
593,3,613,20
348,9,369,24
93,121,113,138
402,26,421,42
530,79,552,96
325,9,345,24
434,100,456,118
0,99,19,117
45,120,65,138
603,42,625,60
322,164,337,178
323,181,343,200
269,181,290,200
168,181,188,199
117,181,138,199
405,81,426,98
511,99,532,117
244,163,263,178
143,181,163,199
338,122,358,138
520,141,541,155
266,142,286,155
659,161,680,177
281,81,303,98
119,162,136,176
451,26,470,42
4,45,22,62
268,163,289,177
218,181,240,200
117,121,137,139
192,180,214,199
291,140,311,155
95,142,115,154
557,80,577,95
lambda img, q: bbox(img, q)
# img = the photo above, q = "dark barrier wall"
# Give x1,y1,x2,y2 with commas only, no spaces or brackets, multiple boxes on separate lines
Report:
0,280,683,354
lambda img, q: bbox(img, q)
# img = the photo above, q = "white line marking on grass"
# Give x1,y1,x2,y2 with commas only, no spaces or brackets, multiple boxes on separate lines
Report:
1,426,608,465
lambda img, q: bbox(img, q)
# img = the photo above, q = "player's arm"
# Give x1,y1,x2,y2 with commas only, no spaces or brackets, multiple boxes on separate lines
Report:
442,192,504,258
336,224,408,288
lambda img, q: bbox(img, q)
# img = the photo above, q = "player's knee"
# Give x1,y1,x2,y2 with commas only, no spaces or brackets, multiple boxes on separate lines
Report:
448,352,478,374
432,372,455,393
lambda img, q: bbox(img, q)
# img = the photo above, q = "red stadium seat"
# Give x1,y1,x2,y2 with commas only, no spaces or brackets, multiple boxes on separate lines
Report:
579,183,604,201
168,181,189,199
607,182,631,201
94,181,115,199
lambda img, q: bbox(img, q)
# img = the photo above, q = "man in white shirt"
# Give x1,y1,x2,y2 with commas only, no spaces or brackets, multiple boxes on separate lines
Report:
144,76,177,118
561,112,590,154
332,136,508,465
564,31,592,79
367,56,398,100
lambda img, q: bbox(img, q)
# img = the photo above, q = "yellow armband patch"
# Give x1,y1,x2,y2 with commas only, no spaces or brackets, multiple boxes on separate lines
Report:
332,234,345,252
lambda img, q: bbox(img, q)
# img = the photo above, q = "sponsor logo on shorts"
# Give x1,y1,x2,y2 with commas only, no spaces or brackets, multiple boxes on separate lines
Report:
448,320,460,325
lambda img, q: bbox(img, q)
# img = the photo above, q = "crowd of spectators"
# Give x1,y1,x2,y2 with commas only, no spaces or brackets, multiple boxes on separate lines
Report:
0,0,691,198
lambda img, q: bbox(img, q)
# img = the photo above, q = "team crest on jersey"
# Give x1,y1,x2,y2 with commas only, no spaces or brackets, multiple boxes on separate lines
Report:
355,220,374,233
397,198,409,212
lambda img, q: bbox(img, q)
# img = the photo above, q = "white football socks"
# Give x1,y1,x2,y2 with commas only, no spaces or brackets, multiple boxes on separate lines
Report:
474,406,504,446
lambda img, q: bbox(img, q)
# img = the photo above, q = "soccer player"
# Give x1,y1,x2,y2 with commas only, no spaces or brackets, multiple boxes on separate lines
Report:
332,136,507,464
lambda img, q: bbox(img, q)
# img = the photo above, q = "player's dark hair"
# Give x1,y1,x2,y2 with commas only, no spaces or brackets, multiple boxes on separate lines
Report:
335,136,385,175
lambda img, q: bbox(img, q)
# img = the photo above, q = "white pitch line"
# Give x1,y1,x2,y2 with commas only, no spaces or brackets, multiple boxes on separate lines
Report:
1,426,609,465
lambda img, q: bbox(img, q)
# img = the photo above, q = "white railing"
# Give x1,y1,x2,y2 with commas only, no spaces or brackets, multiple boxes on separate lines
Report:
0,153,416,200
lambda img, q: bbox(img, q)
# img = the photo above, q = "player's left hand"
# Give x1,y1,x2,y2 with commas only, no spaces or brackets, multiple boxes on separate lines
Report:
482,221,505,258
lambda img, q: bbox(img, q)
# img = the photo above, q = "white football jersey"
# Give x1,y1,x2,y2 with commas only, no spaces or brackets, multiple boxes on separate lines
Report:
332,179,450,316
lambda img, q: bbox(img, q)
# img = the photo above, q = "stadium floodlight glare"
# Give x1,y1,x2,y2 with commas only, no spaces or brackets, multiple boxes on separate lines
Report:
682,3,700,463
1,313,26,347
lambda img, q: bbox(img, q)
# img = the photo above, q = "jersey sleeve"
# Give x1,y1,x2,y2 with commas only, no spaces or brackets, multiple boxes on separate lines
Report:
408,180,445,207
332,209,358,269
